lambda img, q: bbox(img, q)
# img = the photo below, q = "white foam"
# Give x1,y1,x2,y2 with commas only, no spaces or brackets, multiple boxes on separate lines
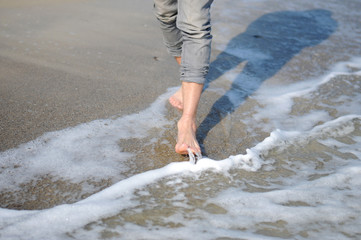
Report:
0,87,173,192
1,55,361,239
0,112,360,239
205,163,361,237
248,57,361,132
1,0,361,238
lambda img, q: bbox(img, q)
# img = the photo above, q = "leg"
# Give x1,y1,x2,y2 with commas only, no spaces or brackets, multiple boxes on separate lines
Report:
155,0,213,155
168,56,183,111
154,0,184,110
174,0,214,155
175,81,203,154
153,0,182,57
177,0,213,84
168,0,213,113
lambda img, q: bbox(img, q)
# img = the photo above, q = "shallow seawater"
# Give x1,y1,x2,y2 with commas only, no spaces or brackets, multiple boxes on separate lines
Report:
1,0,361,239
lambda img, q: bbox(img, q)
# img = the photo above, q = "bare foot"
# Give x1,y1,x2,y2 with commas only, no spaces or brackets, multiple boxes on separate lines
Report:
169,88,183,111
175,116,201,155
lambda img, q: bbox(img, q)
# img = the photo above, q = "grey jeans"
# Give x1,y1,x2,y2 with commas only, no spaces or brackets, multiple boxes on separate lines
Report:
154,0,214,84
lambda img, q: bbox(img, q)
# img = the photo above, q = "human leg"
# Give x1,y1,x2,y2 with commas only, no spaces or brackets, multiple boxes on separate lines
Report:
168,56,183,110
153,0,182,57
175,81,203,154
153,0,184,110
174,0,214,155
177,0,213,84
154,0,214,155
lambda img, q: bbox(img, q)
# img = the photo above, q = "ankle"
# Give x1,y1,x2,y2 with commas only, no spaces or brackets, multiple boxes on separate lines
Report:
178,116,196,130
179,114,196,122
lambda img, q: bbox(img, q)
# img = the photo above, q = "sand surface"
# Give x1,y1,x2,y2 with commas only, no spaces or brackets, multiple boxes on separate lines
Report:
1,1,361,239
0,0,180,151
1,0,360,213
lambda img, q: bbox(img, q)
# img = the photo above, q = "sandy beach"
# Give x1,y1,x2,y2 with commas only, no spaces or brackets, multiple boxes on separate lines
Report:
1,0,361,239
0,0,180,151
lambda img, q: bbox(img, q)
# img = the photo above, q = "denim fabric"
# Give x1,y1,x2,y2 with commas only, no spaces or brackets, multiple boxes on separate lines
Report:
154,0,214,84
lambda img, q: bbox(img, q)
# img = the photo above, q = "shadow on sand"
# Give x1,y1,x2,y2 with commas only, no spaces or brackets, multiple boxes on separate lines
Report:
197,9,338,155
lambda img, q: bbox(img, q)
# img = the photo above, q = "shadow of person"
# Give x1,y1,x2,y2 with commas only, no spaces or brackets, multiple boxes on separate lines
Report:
197,9,337,156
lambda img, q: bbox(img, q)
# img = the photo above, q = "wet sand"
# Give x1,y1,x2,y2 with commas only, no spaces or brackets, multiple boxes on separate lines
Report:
1,0,361,212
0,0,194,210
0,0,180,151
1,1,361,239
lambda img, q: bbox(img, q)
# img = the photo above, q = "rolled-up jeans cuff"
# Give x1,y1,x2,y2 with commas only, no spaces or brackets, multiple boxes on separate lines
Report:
167,47,182,57
180,66,209,84
180,78,205,84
